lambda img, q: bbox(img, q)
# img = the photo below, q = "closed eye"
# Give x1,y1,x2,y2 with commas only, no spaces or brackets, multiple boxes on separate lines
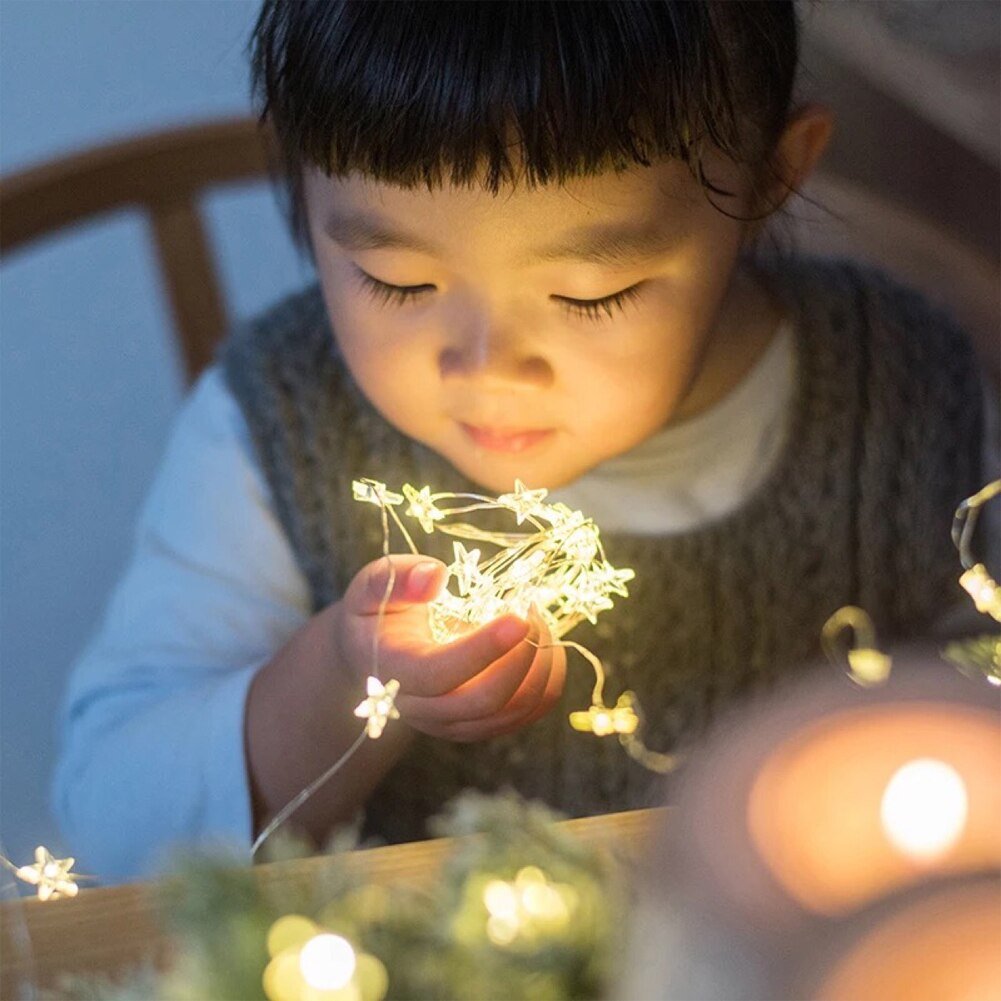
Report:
352,266,644,323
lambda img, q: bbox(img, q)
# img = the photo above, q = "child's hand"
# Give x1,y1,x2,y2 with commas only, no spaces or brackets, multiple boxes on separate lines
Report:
334,555,566,741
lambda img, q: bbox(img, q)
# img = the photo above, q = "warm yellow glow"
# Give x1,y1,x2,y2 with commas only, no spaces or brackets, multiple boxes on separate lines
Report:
747,706,1000,915
267,915,319,958
350,478,687,774
352,477,634,644
846,648,893,686
263,948,305,1001
822,607,892,686
881,758,969,862
299,933,357,991
569,693,639,735
353,952,389,1001
481,866,576,946
959,565,1001,622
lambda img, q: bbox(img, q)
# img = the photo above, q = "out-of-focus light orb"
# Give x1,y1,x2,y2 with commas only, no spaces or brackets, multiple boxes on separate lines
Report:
299,933,357,990
267,914,319,957
881,758,968,862
481,866,576,946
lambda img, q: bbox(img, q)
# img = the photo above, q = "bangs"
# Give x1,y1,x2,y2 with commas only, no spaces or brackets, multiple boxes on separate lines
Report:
249,0,798,250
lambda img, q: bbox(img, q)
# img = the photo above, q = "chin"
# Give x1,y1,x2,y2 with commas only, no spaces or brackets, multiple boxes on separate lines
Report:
454,457,582,494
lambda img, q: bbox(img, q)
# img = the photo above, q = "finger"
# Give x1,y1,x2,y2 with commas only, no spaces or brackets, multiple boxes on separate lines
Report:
342,556,447,616
521,642,567,725
397,629,536,723
494,644,551,718
503,609,567,720
432,702,544,742
390,614,530,697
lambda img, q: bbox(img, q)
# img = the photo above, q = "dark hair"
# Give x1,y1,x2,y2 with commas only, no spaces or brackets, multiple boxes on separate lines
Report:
249,0,800,258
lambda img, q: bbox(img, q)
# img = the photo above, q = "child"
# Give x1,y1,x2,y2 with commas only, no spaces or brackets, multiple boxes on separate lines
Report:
52,0,993,882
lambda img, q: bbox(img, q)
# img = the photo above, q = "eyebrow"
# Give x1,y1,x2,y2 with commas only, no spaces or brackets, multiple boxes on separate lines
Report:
323,210,682,267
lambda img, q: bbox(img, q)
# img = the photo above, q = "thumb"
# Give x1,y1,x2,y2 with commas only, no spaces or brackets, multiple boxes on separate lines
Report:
343,555,447,616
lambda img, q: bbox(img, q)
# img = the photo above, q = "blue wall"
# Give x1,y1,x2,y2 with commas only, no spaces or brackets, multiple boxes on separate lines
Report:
0,0,312,874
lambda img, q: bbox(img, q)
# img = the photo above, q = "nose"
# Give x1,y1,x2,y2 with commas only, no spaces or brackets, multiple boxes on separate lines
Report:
438,310,554,389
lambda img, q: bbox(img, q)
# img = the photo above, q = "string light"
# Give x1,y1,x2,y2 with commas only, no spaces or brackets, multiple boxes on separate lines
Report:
953,479,1001,622
299,933,357,990
1,846,82,901
353,478,678,773
947,479,1001,684
821,606,893,686
480,866,578,947
262,915,388,1001
569,693,639,737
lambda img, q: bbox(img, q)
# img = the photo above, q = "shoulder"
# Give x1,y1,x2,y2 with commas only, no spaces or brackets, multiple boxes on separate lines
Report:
776,254,978,362
762,254,985,421
138,365,267,536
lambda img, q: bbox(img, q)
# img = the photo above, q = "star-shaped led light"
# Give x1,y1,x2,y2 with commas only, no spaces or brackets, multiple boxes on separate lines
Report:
559,574,615,624
352,479,404,508
540,502,586,531
16,846,81,901
402,484,445,534
569,693,639,736
496,479,549,525
448,541,483,596
595,564,635,598
960,564,1001,622
353,677,401,739
560,524,599,563
506,550,547,584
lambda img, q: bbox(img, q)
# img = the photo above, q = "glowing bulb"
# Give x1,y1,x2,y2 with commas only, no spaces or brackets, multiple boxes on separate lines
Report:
13,846,81,901
299,933,357,990
266,914,319,958
960,565,1001,621
880,758,968,862
484,879,519,921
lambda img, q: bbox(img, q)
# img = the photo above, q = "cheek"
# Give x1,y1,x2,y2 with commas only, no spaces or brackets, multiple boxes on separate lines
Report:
318,259,414,354
553,340,682,448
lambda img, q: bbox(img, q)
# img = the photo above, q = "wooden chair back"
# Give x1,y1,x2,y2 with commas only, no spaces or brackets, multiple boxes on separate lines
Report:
0,117,275,384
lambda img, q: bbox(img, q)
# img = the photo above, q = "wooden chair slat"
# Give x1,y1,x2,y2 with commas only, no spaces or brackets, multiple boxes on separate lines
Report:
0,117,273,256
148,199,228,383
0,116,275,385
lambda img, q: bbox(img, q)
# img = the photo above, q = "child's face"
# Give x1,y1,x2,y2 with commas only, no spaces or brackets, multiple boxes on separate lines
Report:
303,152,771,492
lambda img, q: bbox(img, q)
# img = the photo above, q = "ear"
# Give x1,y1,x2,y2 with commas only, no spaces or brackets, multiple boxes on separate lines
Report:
760,102,836,213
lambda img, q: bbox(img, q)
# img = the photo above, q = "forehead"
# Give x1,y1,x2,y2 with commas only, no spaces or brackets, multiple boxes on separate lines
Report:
303,155,745,268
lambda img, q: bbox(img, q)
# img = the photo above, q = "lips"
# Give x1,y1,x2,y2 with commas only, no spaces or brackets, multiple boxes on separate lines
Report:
460,422,555,454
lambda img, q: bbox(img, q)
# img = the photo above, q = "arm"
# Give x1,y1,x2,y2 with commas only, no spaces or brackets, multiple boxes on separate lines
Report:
54,369,565,879
51,368,312,881
246,554,565,847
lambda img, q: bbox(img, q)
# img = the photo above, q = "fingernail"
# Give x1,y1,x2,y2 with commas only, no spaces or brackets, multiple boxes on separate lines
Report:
495,616,529,648
407,561,441,599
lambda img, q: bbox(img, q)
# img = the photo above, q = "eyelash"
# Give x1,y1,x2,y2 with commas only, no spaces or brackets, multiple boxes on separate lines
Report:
352,268,643,322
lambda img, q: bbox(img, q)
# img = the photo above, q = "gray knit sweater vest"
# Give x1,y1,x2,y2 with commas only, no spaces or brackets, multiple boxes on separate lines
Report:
222,256,983,844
